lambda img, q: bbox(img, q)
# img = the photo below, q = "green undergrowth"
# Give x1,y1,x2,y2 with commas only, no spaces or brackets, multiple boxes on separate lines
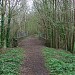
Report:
43,47,75,75
0,48,24,75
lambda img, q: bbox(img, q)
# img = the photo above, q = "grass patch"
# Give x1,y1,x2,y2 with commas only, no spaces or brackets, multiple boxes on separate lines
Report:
0,48,24,75
43,47,75,75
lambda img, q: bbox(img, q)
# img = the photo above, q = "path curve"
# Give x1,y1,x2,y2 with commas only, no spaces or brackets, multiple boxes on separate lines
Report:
19,37,49,75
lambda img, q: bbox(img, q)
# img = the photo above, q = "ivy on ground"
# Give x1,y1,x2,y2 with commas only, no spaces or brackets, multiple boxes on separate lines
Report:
0,48,24,75
43,47,75,75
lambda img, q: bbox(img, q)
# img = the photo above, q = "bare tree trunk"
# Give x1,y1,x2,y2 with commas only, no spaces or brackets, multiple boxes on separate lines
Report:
6,0,11,47
1,0,5,48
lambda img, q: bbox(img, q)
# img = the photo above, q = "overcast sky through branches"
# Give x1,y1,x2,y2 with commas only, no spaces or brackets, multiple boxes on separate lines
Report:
27,0,33,11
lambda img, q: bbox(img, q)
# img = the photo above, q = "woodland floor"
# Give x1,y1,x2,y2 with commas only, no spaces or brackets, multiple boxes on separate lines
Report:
19,37,49,75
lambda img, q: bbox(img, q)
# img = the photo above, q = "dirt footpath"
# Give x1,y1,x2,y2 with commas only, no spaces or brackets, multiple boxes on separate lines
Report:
19,37,49,75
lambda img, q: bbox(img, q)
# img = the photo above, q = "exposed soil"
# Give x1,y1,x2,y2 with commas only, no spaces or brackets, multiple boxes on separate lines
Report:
19,37,49,75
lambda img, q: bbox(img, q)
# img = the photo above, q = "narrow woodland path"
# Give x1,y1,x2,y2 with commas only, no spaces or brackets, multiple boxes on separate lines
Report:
19,37,49,75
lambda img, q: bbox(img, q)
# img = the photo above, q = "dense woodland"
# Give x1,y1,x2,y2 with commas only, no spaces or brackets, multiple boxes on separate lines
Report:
34,0,75,53
0,0,75,75
0,0,75,53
